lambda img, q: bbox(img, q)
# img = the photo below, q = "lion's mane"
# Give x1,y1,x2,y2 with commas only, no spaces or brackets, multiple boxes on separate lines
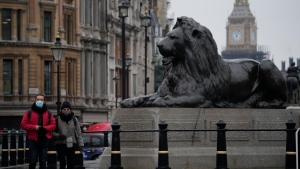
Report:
168,17,231,103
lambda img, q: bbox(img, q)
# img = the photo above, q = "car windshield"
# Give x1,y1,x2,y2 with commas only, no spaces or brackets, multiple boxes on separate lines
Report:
83,135,103,147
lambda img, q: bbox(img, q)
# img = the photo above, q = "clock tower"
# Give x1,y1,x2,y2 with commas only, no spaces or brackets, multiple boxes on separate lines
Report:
222,0,268,61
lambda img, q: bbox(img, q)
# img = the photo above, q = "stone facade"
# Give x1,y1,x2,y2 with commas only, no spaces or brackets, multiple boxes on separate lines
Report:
0,0,171,128
0,0,82,128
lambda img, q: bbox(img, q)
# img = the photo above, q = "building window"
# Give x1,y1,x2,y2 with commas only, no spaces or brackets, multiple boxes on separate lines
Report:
109,35,114,57
44,11,51,42
18,60,23,95
153,0,157,7
63,7,76,45
116,68,121,97
2,9,12,40
148,0,157,8
67,62,72,95
65,14,71,44
17,10,21,41
44,61,52,95
110,69,114,94
3,60,13,94
115,37,121,59
126,39,130,57
133,74,137,96
133,43,137,63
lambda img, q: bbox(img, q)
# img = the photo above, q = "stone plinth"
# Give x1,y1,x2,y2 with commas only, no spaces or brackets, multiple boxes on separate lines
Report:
99,108,300,169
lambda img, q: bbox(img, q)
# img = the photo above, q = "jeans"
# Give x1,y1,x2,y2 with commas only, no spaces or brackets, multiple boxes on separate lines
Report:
56,144,76,169
28,139,49,169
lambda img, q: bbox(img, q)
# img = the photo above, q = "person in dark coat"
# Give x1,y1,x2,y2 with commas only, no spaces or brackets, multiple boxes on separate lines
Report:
53,101,84,169
287,62,300,81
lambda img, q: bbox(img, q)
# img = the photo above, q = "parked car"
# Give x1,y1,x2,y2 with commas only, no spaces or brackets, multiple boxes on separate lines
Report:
82,133,107,160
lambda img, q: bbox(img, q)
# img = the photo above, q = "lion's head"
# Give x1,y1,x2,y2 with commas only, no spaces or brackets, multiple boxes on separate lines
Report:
157,16,231,100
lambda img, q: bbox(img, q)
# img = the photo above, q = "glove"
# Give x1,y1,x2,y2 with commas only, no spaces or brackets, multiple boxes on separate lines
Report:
79,146,83,152
58,134,67,140
39,126,47,134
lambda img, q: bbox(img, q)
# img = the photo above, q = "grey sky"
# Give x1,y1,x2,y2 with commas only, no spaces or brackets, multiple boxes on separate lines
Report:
168,0,300,69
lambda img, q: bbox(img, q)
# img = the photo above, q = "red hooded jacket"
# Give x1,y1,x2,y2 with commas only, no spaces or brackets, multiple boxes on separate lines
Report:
21,109,56,141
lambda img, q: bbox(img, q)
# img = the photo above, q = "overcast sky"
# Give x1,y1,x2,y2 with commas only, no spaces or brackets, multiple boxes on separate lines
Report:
168,0,300,70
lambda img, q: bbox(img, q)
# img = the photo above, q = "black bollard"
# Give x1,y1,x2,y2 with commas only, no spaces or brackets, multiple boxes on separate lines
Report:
74,146,85,169
9,128,17,166
25,136,30,163
47,137,57,169
109,121,123,169
285,119,296,169
156,120,171,169
216,120,229,169
1,128,9,167
18,129,25,164
104,132,109,147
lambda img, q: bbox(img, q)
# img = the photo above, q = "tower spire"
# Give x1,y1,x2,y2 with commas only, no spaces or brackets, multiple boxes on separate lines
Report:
235,0,249,5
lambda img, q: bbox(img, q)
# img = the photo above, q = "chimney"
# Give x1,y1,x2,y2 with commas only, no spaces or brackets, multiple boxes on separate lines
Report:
297,58,300,68
289,57,293,66
281,61,285,72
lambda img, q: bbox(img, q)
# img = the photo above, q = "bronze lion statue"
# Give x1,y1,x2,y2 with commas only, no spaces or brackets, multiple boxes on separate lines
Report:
121,16,287,108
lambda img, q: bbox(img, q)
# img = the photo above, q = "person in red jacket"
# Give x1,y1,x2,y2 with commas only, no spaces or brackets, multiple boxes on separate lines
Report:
21,94,56,169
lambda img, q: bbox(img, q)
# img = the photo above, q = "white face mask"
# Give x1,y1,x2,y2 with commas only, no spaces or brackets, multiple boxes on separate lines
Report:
63,110,71,116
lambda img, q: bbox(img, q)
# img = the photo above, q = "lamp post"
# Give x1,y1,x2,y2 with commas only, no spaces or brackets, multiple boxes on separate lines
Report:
125,55,132,98
119,1,129,100
141,12,151,95
50,33,65,116
112,75,119,108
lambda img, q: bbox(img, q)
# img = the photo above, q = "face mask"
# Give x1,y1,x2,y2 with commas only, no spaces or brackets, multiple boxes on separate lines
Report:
35,101,43,108
63,110,71,116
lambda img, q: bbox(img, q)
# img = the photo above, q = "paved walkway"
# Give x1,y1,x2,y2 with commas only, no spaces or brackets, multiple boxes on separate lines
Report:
1,159,100,169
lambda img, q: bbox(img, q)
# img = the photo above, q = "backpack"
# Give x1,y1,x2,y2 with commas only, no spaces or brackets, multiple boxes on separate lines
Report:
27,108,52,125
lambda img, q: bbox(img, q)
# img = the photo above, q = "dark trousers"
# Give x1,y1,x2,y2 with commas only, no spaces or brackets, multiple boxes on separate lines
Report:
28,139,49,169
56,144,77,169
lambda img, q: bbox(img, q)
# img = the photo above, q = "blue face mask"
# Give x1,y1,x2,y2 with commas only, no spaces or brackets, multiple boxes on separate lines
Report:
35,101,43,108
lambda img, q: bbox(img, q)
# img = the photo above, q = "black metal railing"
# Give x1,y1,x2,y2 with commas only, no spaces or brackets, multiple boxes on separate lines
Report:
0,129,97,169
104,119,297,169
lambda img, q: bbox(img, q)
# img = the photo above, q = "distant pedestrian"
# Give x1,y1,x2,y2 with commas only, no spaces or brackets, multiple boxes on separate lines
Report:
287,62,300,82
53,101,84,169
21,94,56,169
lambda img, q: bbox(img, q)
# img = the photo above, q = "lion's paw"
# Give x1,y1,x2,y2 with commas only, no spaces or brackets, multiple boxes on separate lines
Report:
120,99,134,108
152,97,168,107
121,97,144,108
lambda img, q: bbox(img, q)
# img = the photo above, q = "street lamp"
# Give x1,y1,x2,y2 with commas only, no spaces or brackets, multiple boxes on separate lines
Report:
112,75,119,108
50,33,65,116
125,54,132,98
119,1,129,100
141,12,151,95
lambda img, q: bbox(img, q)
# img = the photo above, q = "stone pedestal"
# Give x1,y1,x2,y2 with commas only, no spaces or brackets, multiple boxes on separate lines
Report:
99,108,300,169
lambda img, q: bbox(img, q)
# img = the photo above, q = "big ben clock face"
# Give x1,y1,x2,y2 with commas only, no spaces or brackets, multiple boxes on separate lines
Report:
250,30,256,41
231,29,243,42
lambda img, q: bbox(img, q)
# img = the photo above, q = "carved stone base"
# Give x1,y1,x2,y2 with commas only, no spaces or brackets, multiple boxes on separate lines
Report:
99,108,300,169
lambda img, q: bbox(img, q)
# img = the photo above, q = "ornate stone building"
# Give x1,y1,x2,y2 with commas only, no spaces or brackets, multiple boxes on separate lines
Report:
78,0,110,122
106,0,155,105
0,0,81,129
221,0,269,62
0,0,169,128
78,0,155,123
